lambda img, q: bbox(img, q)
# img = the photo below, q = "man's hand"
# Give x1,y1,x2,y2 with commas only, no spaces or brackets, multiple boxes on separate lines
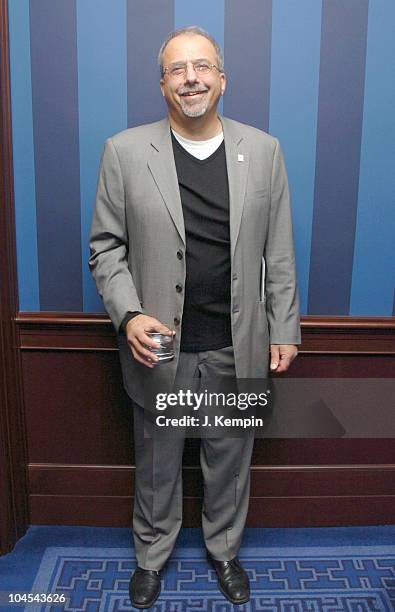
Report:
126,315,175,369
270,344,298,373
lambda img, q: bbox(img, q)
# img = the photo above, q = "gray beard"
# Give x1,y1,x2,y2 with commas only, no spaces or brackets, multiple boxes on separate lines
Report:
179,93,208,117
181,103,208,117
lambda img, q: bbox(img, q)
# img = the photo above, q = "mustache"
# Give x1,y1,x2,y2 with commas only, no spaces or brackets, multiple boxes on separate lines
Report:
177,86,208,95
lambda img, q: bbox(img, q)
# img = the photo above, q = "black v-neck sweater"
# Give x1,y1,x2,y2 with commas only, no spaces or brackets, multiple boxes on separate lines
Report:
171,132,232,352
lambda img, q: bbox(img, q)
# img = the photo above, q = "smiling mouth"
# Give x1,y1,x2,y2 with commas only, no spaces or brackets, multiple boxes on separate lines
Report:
180,91,207,97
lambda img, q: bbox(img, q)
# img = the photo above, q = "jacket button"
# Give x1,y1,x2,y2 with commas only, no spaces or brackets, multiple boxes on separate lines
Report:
177,250,183,260
176,284,183,293
174,317,180,326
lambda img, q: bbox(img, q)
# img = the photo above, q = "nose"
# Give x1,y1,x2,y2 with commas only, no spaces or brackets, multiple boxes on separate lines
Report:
184,62,199,83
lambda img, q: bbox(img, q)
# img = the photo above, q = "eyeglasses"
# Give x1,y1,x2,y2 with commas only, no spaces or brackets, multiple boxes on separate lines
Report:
163,60,220,79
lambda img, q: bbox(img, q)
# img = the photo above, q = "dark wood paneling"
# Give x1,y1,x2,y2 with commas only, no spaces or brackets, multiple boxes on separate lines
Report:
246,497,395,527
21,351,134,464
29,496,395,528
251,439,395,465
17,313,395,528
28,465,395,526
20,349,395,466
0,0,29,555
29,465,135,496
29,496,133,528
289,353,394,377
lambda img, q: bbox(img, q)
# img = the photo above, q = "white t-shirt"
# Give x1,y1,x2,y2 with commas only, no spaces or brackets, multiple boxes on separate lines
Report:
171,128,224,160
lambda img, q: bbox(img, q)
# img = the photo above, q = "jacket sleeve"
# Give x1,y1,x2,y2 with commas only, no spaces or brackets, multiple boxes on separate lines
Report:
264,138,301,345
88,138,142,334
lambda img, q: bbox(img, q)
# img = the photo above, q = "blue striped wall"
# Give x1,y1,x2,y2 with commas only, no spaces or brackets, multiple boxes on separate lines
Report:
8,0,395,316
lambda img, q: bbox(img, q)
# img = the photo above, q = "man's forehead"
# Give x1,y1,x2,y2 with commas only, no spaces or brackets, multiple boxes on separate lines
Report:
162,34,217,63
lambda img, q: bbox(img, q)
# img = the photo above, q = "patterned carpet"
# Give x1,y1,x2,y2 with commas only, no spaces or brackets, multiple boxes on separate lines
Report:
25,544,395,611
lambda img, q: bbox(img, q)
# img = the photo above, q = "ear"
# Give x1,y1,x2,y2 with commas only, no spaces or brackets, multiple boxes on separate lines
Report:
220,72,226,96
160,79,165,97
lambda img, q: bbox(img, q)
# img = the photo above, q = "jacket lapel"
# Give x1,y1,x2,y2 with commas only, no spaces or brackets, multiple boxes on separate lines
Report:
147,118,186,245
147,116,249,254
220,116,249,260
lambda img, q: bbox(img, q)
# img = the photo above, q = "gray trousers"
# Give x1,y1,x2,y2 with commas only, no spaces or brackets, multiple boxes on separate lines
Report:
132,345,255,570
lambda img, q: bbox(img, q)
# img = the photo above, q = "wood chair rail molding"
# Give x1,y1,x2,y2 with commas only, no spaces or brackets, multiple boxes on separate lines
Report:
16,312,395,354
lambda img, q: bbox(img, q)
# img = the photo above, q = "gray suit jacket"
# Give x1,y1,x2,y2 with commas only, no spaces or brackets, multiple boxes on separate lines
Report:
89,116,301,406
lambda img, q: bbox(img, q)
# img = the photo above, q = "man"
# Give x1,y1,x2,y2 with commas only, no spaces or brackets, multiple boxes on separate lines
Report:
89,26,300,608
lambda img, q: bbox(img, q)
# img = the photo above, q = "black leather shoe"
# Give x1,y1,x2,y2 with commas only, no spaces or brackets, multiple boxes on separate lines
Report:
207,553,250,604
129,567,161,609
